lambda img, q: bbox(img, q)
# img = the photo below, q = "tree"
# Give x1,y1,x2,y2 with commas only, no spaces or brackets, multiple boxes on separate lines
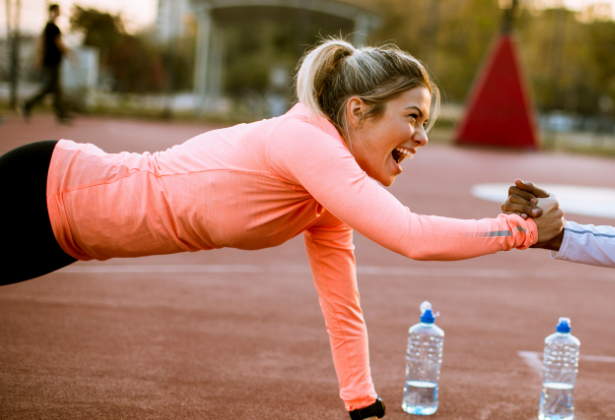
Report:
69,6,172,93
373,0,614,117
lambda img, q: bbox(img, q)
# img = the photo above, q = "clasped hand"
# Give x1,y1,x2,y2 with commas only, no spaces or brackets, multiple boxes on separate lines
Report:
501,179,566,250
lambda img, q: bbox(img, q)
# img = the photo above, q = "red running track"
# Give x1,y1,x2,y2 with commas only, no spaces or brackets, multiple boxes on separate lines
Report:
1,115,614,419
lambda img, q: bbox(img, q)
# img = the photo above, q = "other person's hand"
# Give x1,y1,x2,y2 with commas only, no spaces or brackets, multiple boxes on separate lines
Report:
533,196,565,243
501,179,565,250
501,179,550,219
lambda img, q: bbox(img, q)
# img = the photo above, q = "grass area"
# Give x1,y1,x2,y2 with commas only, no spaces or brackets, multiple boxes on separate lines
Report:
542,132,615,158
428,122,615,159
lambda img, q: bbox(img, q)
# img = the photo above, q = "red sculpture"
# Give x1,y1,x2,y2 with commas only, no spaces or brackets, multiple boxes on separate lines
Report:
455,35,538,149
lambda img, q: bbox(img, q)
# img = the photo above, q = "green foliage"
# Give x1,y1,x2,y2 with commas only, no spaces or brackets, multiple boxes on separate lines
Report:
374,0,502,103
588,20,615,99
225,22,297,96
222,8,353,99
68,1,615,117
373,0,615,116
70,5,193,93
70,6,125,48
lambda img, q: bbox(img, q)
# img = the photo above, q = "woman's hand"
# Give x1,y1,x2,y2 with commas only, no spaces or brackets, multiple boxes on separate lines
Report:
533,196,566,243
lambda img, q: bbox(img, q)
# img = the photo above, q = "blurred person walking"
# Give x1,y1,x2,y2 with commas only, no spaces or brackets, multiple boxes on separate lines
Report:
22,4,71,124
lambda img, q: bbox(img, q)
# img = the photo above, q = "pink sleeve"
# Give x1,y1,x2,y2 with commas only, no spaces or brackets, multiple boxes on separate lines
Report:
303,213,377,411
266,118,537,261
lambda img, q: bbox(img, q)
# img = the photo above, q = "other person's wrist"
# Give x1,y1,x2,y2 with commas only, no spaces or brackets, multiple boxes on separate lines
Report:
544,230,564,251
530,229,564,251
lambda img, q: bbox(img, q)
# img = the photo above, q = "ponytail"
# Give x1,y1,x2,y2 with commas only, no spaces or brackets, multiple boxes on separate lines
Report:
296,39,356,119
295,37,439,137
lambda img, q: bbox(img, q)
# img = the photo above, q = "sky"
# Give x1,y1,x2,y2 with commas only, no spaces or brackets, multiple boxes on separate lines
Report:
1,0,614,38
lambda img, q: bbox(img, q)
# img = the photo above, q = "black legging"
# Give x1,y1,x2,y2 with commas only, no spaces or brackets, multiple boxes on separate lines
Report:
1,141,77,286
24,66,66,119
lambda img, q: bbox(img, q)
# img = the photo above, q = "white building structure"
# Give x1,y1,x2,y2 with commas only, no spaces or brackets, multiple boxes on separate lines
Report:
156,0,192,41
190,0,381,114
62,46,100,108
156,0,381,114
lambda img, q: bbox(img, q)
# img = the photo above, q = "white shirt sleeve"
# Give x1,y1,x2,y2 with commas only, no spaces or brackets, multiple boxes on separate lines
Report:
552,221,615,268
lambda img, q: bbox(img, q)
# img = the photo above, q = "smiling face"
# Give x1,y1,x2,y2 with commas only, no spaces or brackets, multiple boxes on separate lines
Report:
344,86,432,186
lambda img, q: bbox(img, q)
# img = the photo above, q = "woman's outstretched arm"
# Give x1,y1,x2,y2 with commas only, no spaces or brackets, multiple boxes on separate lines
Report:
267,116,539,261
303,212,377,411
267,116,543,413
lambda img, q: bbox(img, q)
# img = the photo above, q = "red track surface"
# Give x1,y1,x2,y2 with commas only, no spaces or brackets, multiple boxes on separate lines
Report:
1,115,614,419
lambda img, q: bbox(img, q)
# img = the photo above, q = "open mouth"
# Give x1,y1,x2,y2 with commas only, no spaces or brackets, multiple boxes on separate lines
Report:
392,147,414,164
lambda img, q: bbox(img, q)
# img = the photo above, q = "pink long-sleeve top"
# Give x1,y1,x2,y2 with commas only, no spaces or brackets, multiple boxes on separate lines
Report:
47,103,537,411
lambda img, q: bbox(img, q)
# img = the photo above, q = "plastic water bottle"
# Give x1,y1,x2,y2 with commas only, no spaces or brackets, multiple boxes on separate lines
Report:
538,317,581,420
401,301,444,415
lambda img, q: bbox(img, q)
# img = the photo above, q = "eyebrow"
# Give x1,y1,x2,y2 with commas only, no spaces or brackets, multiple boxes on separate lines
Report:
404,106,425,118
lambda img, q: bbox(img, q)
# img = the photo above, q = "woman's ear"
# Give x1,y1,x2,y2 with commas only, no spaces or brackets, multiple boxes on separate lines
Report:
346,97,366,129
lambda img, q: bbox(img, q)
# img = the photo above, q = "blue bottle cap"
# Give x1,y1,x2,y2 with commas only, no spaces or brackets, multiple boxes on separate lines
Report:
421,309,435,324
556,317,571,333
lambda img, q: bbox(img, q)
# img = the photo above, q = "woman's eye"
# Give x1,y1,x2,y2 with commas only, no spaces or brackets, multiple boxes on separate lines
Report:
407,114,418,125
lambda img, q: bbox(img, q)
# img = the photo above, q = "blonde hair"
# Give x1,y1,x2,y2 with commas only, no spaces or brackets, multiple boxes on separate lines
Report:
296,38,440,137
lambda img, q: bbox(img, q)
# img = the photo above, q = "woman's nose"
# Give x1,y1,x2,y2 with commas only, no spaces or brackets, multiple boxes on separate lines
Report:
413,128,429,147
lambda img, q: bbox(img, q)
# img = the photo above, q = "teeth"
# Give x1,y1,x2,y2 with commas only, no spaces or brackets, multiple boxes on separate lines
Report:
395,147,414,158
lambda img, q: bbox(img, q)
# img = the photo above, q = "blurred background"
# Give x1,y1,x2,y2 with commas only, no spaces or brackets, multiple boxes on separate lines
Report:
1,0,614,152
